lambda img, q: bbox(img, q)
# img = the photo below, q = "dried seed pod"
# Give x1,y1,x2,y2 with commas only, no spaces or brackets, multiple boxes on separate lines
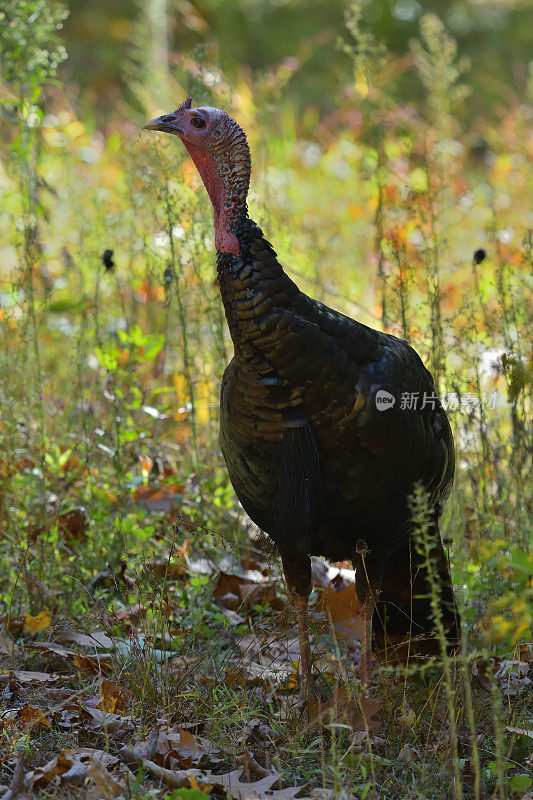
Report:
473,248,486,265
102,249,115,270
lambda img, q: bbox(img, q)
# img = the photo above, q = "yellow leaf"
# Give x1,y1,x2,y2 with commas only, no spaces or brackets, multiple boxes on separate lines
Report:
23,609,52,634
173,372,188,400
97,680,131,715
20,705,52,729
64,120,84,139
354,67,370,98
348,204,364,220
117,348,130,366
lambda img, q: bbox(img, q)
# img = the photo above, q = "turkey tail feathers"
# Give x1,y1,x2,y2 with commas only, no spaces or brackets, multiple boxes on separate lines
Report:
374,535,460,662
270,421,321,559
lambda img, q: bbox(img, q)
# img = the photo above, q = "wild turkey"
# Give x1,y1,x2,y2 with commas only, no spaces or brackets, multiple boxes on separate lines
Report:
145,98,460,701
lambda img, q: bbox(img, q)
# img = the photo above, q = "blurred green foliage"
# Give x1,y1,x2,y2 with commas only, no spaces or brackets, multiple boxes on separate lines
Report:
0,0,67,89
60,0,533,121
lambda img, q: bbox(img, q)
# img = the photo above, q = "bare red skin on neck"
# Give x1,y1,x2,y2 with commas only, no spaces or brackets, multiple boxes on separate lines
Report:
182,141,241,256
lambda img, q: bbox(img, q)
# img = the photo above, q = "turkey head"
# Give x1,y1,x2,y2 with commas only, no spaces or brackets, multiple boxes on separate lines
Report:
144,97,251,255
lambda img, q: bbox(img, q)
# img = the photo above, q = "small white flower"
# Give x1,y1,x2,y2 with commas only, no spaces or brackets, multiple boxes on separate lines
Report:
496,227,513,243
154,232,170,249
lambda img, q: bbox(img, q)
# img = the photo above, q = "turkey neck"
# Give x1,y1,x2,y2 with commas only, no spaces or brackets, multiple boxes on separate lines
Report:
216,218,298,362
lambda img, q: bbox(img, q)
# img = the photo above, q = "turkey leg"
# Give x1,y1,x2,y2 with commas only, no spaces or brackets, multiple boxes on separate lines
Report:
281,552,312,706
293,592,312,703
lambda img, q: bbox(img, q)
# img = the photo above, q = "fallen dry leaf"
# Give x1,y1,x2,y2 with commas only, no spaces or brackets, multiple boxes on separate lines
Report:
60,755,87,786
74,652,114,676
145,558,188,578
225,659,295,688
26,749,118,791
506,726,533,739
252,786,303,799
221,607,246,626
57,703,82,730
104,602,146,630
144,725,216,769
237,632,264,659
206,768,282,798
23,609,52,634
494,659,532,696
132,482,184,512
27,506,87,544
214,571,280,610
18,705,52,729
81,705,134,736
311,559,331,589
0,634,18,655
316,576,361,644
0,669,60,684
474,657,532,696
236,750,272,780
1,755,29,800
237,633,305,665
96,679,131,715
240,555,268,572
397,744,415,762
0,615,25,635
306,684,381,733
206,769,323,799
515,643,532,663
91,561,136,590
119,746,204,790
58,507,88,543
86,758,124,799
29,641,75,657
53,629,114,649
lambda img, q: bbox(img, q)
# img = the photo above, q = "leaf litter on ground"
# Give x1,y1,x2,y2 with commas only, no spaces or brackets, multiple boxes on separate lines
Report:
2,547,530,800
473,651,532,696
26,749,119,791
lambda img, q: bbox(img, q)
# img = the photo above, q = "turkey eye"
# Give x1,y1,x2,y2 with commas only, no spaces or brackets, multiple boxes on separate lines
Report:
191,116,206,129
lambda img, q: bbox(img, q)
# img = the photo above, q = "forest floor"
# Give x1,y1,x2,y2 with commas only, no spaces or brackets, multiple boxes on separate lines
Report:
1,512,531,800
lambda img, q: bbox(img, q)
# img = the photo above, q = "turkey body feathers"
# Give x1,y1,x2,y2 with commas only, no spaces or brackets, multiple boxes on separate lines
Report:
218,218,458,648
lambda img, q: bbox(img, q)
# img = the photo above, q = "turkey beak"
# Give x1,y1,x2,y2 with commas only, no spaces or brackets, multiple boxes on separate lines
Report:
143,114,184,136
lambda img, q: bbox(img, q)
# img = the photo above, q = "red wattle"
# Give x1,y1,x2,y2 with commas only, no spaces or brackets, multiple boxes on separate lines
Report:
183,141,240,256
